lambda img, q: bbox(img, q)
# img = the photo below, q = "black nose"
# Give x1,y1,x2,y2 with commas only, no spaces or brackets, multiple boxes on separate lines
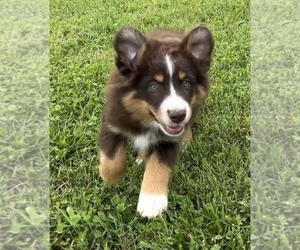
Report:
167,109,186,123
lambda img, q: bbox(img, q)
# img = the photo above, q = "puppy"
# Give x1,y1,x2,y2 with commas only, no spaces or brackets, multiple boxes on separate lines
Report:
99,26,214,218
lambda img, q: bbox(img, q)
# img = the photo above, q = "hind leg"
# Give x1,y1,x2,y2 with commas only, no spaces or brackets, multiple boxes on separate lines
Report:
135,149,148,165
99,123,127,184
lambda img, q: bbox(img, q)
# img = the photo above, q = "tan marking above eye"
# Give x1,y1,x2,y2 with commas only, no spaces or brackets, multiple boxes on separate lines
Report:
178,71,186,80
154,73,164,83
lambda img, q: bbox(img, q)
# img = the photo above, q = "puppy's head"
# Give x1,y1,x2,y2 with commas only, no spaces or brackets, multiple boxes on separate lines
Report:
114,26,214,137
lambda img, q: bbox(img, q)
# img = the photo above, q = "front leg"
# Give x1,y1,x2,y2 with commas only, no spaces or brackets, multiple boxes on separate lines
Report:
137,142,180,218
99,123,127,184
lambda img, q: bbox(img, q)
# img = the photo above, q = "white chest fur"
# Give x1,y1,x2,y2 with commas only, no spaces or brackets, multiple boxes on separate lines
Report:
132,131,160,150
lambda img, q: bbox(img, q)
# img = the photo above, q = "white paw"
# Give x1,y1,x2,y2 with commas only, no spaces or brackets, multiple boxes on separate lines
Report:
135,158,144,165
137,194,168,218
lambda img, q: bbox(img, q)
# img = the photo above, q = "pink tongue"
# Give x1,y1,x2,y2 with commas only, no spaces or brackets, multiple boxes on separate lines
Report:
164,125,183,135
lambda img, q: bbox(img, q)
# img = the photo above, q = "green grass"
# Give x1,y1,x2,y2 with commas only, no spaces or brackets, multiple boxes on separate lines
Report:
251,0,300,248
50,0,250,249
0,0,48,249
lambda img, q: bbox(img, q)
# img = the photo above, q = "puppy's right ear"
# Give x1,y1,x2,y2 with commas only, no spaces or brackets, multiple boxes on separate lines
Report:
113,27,145,76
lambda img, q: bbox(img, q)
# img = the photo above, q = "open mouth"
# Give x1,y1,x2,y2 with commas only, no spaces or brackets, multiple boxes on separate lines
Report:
159,124,185,136
149,110,185,137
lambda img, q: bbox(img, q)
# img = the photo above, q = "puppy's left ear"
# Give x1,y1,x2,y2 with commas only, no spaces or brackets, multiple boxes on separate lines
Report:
182,26,214,72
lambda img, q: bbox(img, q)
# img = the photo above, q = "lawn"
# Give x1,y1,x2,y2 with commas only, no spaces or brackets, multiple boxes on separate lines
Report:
1,1,48,249
50,0,250,249
251,0,300,248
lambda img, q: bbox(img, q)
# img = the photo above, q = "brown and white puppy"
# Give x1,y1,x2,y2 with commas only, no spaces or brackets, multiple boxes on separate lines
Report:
99,26,214,218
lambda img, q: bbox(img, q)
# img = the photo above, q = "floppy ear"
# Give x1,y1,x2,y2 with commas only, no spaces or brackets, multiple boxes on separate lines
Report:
182,26,214,72
113,27,146,76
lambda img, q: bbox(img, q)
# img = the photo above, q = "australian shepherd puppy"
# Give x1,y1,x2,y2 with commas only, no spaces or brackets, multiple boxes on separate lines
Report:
99,26,214,218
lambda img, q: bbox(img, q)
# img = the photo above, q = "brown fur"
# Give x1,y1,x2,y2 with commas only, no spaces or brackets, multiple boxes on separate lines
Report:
182,125,193,144
178,71,186,81
99,142,127,184
98,26,214,217
191,85,209,108
154,73,164,83
140,152,171,195
137,149,148,162
121,91,156,127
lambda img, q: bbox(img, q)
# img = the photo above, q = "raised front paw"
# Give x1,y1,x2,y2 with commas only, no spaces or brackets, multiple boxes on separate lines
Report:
137,193,168,218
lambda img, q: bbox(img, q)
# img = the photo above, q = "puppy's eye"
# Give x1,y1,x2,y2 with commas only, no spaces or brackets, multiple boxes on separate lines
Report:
182,79,191,88
148,82,160,91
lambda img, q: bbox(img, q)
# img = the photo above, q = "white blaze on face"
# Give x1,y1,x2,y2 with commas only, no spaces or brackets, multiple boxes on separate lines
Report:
157,55,192,137
165,54,174,78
